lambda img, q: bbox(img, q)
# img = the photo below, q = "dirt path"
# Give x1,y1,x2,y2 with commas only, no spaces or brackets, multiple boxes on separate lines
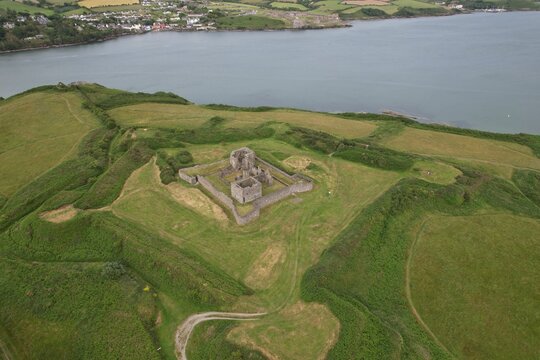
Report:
405,217,454,357
175,312,267,360
412,152,540,172
0,339,14,360
174,208,311,360
61,96,85,125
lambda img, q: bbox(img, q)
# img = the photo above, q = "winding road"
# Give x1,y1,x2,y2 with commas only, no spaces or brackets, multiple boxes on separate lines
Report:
175,311,267,360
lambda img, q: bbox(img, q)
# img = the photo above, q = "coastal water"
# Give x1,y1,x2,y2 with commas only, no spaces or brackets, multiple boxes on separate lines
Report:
1,12,539,134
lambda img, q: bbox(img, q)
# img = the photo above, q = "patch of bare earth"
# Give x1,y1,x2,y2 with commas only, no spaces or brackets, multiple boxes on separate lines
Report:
245,243,286,290
165,182,228,222
39,204,79,223
283,155,312,171
228,301,340,360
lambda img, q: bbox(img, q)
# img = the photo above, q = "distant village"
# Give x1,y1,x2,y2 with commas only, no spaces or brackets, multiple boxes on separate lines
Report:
64,1,219,33
1,0,510,51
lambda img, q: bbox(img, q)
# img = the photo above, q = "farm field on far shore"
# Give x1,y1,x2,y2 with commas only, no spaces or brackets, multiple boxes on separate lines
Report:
78,0,139,8
0,0,54,15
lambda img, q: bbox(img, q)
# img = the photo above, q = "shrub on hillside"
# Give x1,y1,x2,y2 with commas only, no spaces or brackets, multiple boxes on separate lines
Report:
75,143,154,209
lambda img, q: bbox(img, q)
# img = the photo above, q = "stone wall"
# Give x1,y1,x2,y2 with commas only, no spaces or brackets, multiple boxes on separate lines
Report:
255,157,295,181
254,181,313,209
178,170,198,185
197,176,235,209
197,175,260,225
178,157,313,226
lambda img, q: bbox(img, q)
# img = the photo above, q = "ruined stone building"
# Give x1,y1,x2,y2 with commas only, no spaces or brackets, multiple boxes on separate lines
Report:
231,177,262,204
229,147,272,203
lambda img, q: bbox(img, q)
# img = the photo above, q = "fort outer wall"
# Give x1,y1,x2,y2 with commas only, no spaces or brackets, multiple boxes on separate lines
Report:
178,171,197,185
255,157,295,181
196,176,260,225
253,181,313,209
179,165,313,225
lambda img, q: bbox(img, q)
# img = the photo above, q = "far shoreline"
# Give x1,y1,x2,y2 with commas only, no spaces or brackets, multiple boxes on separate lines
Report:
0,9,522,56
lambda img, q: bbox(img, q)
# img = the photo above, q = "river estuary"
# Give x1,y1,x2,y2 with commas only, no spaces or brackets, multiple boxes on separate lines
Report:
1,11,539,134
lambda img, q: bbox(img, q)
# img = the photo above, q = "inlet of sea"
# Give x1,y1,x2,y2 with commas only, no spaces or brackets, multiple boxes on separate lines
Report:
1,11,539,134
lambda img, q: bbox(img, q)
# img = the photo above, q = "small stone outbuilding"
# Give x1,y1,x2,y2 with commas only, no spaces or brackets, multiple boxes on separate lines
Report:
231,177,262,204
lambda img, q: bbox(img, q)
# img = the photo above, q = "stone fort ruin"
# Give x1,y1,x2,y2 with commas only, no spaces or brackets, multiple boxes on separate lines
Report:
229,147,272,204
178,147,313,225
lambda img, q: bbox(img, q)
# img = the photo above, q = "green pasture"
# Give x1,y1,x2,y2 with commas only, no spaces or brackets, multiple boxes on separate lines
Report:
0,0,54,15
270,1,308,10
88,4,142,11
309,0,355,14
392,0,441,7
410,214,540,359
108,103,377,138
341,4,399,14
0,91,100,197
208,1,260,11
215,15,286,30
1,84,540,359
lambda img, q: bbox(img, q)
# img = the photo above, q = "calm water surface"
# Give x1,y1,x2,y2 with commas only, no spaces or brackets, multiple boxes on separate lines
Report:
1,12,539,134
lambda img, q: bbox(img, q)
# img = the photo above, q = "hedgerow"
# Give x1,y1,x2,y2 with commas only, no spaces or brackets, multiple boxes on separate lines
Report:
512,170,540,207
75,143,154,209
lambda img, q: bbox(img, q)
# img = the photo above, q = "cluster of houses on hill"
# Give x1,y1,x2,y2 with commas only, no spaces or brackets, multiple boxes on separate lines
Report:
66,10,214,33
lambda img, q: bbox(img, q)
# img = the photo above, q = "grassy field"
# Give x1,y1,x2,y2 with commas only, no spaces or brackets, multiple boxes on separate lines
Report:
0,0,54,15
341,4,399,14
1,84,539,359
410,214,540,359
408,159,462,185
310,0,355,14
108,103,377,138
270,1,308,10
392,0,440,8
208,1,260,11
78,0,139,8
88,4,142,11
0,91,100,197
110,137,401,358
0,257,160,359
383,127,540,170
215,15,286,30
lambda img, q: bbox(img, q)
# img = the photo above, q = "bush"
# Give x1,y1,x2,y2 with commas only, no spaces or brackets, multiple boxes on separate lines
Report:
102,262,126,279
204,116,226,127
75,143,154,209
203,104,276,112
94,91,190,110
361,7,387,17
0,157,101,230
277,127,340,154
512,170,540,207
334,145,414,171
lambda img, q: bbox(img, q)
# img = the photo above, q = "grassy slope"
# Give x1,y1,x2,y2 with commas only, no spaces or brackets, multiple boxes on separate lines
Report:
0,0,54,15
410,214,540,359
383,127,540,170
108,103,377,138
216,15,286,30
1,84,540,359
0,91,100,197
108,133,402,358
0,256,160,360
301,168,540,359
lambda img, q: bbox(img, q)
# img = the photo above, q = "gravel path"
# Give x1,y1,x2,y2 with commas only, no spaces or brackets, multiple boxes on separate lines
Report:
175,311,267,360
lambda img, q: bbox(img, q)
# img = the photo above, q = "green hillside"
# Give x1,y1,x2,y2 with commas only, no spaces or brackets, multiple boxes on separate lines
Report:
0,83,539,359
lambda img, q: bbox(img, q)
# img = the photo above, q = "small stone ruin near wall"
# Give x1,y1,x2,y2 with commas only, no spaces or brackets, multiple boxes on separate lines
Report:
178,147,313,225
